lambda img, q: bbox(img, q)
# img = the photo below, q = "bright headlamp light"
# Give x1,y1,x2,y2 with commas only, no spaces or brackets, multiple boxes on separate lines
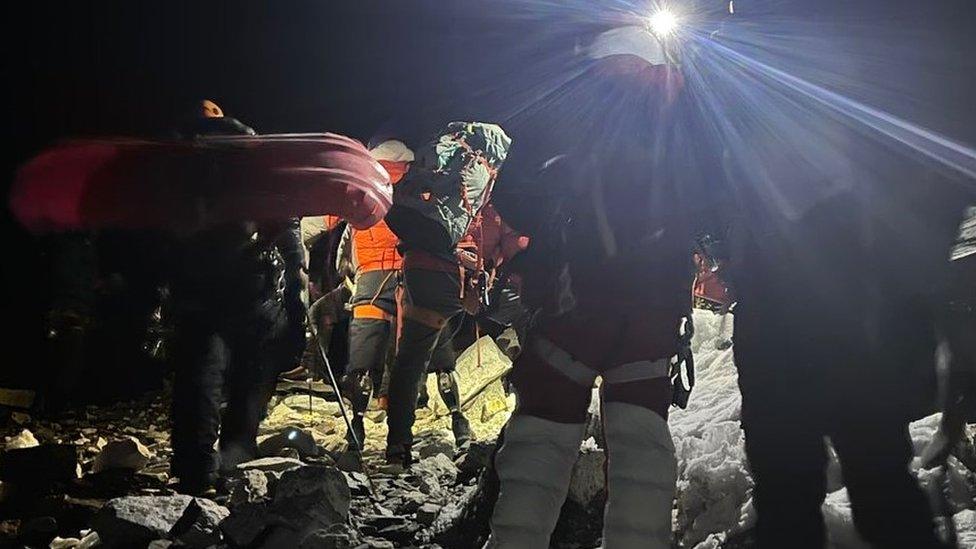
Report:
647,9,679,37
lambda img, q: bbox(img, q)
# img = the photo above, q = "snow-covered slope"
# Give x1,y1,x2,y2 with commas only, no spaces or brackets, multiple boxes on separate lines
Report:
671,310,976,548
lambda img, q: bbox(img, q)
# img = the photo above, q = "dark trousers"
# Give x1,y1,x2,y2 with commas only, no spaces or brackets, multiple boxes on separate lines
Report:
386,268,464,450
347,270,398,395
170,304,286,485
733,304,943,549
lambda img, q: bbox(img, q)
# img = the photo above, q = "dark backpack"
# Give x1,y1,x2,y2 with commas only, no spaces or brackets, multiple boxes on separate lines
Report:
385,122,511,257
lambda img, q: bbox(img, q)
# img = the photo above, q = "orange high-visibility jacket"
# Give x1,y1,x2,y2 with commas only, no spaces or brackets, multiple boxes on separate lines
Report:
325,160,408,273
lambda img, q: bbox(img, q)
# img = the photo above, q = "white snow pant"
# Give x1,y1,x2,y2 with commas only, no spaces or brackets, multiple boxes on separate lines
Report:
486,415,586,549
601,401,677,549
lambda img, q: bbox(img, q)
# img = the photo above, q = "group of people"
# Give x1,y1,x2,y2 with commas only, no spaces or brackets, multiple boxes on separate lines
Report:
293,138,530,467
477,21,973,549
31,9,975,549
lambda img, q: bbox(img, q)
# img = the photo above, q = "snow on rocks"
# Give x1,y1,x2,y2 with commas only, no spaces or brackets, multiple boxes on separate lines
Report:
669,310,976,548
670,310,754,548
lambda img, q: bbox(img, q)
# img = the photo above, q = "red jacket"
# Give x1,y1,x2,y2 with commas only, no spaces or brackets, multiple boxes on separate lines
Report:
693,253,730,306
403,203,528,273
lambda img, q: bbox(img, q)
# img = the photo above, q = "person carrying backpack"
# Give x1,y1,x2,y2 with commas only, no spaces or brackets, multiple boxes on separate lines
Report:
384,122,513,466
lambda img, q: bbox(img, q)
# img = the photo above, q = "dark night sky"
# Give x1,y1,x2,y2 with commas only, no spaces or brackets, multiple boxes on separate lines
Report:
8,1,504,152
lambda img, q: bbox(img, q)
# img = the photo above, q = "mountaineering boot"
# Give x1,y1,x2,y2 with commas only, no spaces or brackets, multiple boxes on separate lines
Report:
416,376,430,409
601,402,677,549
173,467,218,498
385,443,414,468
487,415,585,548
345,415,366,451
437,372,472,448
451,411,473,449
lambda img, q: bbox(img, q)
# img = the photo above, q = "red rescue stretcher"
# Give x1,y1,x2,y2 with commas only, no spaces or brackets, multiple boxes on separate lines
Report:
10,133,392,233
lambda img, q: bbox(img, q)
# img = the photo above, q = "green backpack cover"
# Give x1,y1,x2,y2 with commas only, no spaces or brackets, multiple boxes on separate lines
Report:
386,121,512,258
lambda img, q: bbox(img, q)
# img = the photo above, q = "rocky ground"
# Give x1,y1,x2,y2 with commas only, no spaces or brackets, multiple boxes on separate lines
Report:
0,335,513,549
1,311,974,548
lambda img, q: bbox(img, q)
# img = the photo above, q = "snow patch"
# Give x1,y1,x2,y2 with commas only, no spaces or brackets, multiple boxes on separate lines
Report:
672,310,976,547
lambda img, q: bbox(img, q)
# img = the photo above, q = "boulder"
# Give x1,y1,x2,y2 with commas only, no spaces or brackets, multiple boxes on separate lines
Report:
335,450,364,473
92,437,152,473
221,502,270,547
170,497,229,548
376,519,421,544
267,465,352,539
92,495,192,547
551,447,607,549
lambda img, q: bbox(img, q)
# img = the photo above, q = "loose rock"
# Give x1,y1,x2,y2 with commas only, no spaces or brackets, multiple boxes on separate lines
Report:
4,429,39,450
416,502,442,526
415,453,459,480
220,502,269,547
269,465,351,537
170,497,229,548
229,469,271,506
455,440,494,481
298,522,361,549
92,494,192,547
416,435,454,460
567,447,606,506
92,437,152,473
237,456,304,474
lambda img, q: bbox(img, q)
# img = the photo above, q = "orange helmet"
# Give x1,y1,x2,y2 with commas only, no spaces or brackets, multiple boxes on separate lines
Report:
200,99,224,118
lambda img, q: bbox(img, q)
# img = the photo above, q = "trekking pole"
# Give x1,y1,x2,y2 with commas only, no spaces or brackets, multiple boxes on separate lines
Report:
305,310,363,453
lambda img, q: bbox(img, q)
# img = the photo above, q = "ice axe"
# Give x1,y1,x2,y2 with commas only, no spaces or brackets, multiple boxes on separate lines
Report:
304,309,364,462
